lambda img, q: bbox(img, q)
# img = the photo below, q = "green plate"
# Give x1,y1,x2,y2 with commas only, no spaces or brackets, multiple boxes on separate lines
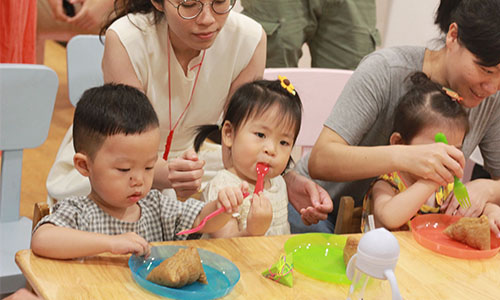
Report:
284,233,350,284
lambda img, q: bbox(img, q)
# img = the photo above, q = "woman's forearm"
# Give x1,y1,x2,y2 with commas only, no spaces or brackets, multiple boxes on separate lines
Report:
309,130,401,181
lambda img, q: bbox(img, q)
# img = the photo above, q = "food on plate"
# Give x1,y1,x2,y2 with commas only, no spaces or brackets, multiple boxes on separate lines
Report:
343,236,360,266
443,215,491,250
147,247,208,288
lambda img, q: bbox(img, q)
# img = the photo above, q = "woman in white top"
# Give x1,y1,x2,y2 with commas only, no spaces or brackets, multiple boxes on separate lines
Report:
47,0,333,225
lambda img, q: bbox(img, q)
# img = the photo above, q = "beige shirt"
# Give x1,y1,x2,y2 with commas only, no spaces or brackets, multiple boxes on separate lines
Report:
46,12,262,202
202,169,291,236
109,11,262,157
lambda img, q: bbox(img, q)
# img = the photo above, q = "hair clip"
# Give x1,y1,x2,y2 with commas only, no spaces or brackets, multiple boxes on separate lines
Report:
278,75,296,96
442,87,463,102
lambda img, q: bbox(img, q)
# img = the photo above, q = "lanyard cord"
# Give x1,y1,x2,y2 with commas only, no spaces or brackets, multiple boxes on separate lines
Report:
163,36,206,161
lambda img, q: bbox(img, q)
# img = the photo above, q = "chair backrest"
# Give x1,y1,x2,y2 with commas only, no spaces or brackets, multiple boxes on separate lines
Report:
334,196,362,234
67,34,105,106
0,64,58,294
263,68,353,156
0,64,58,222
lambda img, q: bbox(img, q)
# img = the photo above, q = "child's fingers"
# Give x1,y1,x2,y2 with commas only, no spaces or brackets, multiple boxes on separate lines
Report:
144,243,151,258
218,191,232,213
259,192,271,208
240,181,249,194
133,235,150,257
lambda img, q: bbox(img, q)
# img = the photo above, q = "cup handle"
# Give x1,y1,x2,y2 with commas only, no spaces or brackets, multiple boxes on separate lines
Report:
384,269,402,300
346,253,357,280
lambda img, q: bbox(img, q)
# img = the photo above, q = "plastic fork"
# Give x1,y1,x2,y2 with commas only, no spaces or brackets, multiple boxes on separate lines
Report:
176,163,269,236
254,162,270,194
434,132,471,208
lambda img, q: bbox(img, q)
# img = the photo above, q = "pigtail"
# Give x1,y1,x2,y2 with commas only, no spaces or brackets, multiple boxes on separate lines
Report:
193,125,221,153
409,72,441,90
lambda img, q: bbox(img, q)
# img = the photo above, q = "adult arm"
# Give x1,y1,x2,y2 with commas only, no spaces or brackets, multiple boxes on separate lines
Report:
68,0,116,31
309,128,464,186
307,50,464,186
225,29,266,106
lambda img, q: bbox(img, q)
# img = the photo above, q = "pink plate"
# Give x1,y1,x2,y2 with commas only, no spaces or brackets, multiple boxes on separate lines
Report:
410,214,500,259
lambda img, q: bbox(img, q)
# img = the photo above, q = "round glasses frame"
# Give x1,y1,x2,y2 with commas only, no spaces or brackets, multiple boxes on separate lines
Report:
167,0,236,20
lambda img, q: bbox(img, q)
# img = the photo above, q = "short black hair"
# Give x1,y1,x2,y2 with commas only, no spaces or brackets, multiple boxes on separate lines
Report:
73,83,159,158
435,0,500,66
394,72,469,143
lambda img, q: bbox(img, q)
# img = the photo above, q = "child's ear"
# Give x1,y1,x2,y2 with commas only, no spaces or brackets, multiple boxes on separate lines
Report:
389,132,404,145
73,153,91,177
221,121,234,148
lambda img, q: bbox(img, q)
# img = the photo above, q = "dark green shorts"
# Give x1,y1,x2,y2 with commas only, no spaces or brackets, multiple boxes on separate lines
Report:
241,0,380,69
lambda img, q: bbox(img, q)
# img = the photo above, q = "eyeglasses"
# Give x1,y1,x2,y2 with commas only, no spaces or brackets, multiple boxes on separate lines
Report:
167,0,236,20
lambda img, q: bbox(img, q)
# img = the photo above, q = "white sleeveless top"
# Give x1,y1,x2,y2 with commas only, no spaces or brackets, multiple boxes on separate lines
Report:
109,11,262,157
45,12,262,202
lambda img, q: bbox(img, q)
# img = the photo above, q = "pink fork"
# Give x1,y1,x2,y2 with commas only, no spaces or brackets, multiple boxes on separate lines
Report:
176,163,269,236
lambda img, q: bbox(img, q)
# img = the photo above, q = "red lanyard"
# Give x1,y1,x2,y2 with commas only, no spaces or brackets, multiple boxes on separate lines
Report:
162,36,206,161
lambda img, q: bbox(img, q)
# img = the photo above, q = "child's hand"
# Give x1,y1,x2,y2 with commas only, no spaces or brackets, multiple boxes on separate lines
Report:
246,192,273,236
108,232,151,257
217,182,249,214
483,203,500,238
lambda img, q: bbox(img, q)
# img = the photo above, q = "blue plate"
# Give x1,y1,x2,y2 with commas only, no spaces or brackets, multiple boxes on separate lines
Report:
129,245,240,299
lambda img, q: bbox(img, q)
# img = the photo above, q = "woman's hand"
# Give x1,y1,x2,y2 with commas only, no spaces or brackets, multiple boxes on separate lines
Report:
48,0,69,22
284,171,333,225
443,178,493,217
482,202,500,237
166,150,205,198
403,143,465,186
67,0,114,30
246,192,273,236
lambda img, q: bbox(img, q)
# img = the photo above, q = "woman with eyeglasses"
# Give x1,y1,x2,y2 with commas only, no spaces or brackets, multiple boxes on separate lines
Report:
46,0,333,227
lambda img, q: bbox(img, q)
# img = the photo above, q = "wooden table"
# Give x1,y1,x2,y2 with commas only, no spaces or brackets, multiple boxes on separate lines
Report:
16,232,499,299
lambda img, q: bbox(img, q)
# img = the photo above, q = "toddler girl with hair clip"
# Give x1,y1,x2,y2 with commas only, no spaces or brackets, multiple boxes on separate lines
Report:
362,72,500,235
194,76,303,237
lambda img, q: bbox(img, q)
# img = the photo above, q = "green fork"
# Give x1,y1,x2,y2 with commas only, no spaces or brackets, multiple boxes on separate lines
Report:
434,132,471,208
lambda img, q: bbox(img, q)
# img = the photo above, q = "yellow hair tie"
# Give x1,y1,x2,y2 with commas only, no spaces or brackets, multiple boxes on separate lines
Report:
278,75,296,96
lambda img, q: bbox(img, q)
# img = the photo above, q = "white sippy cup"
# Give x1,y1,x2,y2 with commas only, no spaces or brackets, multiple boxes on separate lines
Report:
345,227,402,300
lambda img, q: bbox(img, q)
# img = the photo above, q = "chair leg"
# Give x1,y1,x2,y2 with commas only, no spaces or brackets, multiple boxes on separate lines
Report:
334,196,355,234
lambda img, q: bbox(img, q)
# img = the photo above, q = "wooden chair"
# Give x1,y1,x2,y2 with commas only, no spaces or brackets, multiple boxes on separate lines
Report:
31,202,50,231
334,196,362,234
